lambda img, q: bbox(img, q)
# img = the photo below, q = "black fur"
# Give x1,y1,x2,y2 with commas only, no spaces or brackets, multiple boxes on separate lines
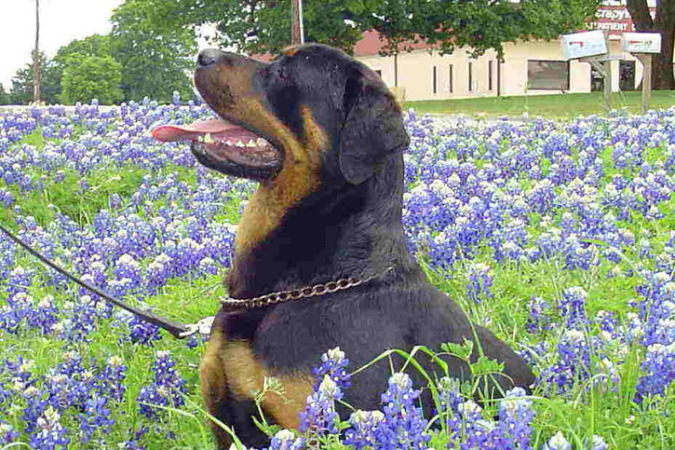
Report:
194,44,535,448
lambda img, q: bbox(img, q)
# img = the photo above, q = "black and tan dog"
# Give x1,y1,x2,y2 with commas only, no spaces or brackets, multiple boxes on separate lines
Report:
154,44,534,448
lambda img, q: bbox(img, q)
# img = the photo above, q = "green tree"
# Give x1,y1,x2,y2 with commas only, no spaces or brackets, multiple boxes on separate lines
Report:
366,0,601,58
0,84,9,105
135,0,600,58
627,0,675,90
110,0,196,103
61,54,124,104
52,34,113,102
9,53,60,105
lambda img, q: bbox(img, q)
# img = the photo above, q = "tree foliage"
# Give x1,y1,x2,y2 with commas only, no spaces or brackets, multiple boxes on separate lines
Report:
0,84,9,105
51,35,113,102
61,55,124,105
9,52,60,105
110,0,197,103
626,0,675,90
137,0,600,58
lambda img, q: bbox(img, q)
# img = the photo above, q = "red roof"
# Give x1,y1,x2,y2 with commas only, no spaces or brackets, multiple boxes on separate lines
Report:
249,30,432,60
251,53,275,62
354,30,432,56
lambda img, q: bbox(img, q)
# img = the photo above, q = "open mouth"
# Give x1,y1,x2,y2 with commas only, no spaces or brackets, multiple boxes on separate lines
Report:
151,118,282,181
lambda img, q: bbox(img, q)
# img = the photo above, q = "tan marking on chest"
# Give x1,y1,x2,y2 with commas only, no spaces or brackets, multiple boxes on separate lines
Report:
234,104,328,255
222,340,314,429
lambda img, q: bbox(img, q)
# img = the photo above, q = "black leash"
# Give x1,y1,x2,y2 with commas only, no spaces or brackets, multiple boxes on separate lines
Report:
0,223,211,339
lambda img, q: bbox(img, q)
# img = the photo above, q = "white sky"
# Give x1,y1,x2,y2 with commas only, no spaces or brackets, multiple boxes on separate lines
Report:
0,0,123,88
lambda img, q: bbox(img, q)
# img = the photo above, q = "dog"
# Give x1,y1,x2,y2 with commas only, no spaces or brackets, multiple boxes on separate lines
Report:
153,43,535,448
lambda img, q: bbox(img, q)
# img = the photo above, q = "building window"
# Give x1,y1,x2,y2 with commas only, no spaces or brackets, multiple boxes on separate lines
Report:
527,60,570,90
468,62,473,92
489,61,493,91
433,66,437,94
448,64,454,93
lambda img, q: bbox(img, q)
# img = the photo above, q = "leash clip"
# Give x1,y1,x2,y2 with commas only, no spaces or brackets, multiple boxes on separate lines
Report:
179,316,215,338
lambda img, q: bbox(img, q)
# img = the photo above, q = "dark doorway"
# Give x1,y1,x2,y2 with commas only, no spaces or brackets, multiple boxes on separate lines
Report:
619,60,636,91
591,66,604,92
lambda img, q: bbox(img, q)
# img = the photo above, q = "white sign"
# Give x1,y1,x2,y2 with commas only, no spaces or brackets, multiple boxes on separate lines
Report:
621,32,661,53
561,30,608,60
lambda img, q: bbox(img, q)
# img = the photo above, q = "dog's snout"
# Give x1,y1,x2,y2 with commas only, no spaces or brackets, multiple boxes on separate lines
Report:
197,48,224,67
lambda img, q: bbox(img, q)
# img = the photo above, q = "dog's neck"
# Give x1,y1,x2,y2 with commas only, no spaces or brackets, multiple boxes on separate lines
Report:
226,156,415,299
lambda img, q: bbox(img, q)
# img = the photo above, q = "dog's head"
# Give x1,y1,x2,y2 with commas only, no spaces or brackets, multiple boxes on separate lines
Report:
153,44,409,186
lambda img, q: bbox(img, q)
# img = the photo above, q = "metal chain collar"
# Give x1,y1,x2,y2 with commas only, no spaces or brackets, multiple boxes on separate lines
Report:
220,267,394,311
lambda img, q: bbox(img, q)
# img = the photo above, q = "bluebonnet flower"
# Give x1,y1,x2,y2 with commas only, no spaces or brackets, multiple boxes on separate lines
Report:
0,421,20,444
344,410,385,449
374,372,430,449
498,387,534,449
118,427,149,450
126,314,162,346
55,296,98,342
79,395,115,442
589,435,609,450
137,351,187,419
540,328,591,393
268,429,305,450
465,263,494,304
541,431,571,450
21,384,49,434
299,375,341,434
114,254,143,294
29,406,70,450
312,347,351,391
96,355,127,402
635,343,675,401
27,295,59,334
526,296,552,333
558,287,588,329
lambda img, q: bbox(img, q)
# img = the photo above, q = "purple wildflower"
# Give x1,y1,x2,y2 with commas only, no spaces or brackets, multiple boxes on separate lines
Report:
344,410,385,449
374,372,430,449
299,375,341,435
137,351,187,419
29,407,70,450
268,429,306,450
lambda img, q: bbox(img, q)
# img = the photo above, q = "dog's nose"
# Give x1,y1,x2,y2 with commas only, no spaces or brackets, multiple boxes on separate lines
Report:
197,48,223,67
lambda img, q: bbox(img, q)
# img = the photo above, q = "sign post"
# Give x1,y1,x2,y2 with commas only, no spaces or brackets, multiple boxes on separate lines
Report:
621,32,661,114
562,30,611,111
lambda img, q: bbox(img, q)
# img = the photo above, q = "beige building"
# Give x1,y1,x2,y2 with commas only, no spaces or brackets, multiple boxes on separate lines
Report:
355,30,660,101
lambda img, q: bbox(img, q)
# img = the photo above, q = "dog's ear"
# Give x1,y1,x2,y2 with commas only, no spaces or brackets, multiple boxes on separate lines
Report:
338,68,410,185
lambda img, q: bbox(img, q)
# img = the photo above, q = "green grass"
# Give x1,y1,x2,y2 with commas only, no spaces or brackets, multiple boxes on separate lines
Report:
405,90,675,119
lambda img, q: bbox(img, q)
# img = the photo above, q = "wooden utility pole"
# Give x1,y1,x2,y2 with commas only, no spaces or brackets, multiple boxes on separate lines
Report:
291,0,304,45
33,0,41,104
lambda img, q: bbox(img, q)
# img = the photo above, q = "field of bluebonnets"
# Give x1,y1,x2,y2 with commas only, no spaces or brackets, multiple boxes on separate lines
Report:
0,98,674,450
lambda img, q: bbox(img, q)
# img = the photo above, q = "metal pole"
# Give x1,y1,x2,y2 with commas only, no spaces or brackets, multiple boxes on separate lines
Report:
291,0,304,45
33,0,41,104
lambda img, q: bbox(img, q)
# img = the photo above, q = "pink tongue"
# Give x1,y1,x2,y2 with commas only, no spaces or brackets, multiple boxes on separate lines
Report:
151,119,237,142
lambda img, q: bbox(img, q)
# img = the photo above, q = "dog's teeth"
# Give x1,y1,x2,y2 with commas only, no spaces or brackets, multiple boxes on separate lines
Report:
197,135,204,142
203,133,214,144
235,140,245,147
256,138,267,146
246,140,256,148
225,140,233,146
